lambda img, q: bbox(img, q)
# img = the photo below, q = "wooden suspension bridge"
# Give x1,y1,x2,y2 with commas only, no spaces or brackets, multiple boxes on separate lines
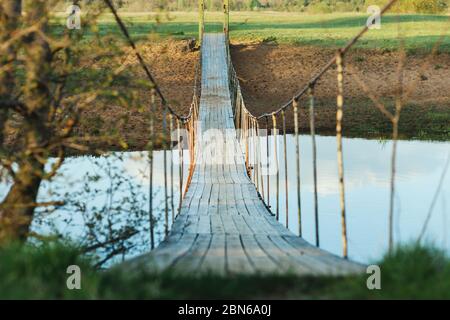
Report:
125,33,364,275
108,0,403,275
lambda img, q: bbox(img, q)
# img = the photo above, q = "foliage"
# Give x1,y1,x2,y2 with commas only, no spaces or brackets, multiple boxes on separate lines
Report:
0,242,99,299
1,242,449,299
363,0,449,14
30,153,161,268
333,244,450,299
0,1,153,243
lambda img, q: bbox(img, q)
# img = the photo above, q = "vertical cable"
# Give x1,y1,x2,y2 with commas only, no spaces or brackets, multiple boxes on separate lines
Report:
199,0,205,46
148,89,155,249
223,0,230,39
309,85,319,247
257,121,264,201
169,113,175,224
272,113,279,221
177,119,183,216
245,113,250,176
163,105,169,237
293,98,302,237
337,52,348,258
282,110,289,228
253,118,258,188
265,116,270,210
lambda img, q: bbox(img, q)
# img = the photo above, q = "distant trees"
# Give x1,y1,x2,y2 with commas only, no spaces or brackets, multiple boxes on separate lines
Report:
49,0,446,13
48,0,450,13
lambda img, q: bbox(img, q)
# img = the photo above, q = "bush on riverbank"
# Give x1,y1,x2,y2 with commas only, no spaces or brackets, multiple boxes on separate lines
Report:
1,242,449,299
305,0,449,14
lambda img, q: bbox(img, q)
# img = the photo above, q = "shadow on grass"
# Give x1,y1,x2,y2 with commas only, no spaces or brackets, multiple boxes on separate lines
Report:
48,14,450,52
230,14,450,31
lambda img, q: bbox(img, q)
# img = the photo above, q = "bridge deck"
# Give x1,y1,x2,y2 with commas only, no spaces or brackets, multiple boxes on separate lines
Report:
127,34,364,276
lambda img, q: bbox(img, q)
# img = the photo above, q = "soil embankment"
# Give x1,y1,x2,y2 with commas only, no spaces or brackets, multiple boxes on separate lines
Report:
231,42,450,140
7,39,447,154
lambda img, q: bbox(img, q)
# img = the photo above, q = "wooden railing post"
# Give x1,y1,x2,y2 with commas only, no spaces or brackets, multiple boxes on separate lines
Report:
223,0,230,39
336,52,348,259
177,119,183,216
272,114,279,221
148,89,156,250
282,110,289,228
265,116,270,210
293,98,302,237
199,0,205,46
169,113,175,224
163,106,169,238
309,85,320,247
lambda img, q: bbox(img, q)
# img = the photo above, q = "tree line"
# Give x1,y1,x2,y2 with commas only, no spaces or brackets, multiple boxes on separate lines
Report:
50,0,449,13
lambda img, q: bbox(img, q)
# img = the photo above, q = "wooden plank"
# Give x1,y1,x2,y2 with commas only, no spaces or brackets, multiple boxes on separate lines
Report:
282,236,365,275
254,234,310,275
240,235,279,274
127,233,197,271
231,214,253,235
221,214,239,234
226,235,254,274
211,214,225,234
197,215,211,234
171,234,212,273
201,234,226,275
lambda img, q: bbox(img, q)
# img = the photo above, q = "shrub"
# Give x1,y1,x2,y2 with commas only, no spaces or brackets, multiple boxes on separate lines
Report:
1,242,450,299
0,242,98,299
364,0,448,14
413,0,448,14
307,2,334,13
335,2,355,12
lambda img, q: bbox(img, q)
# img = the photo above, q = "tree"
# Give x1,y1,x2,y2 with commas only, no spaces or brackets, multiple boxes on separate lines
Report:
0,0,145,243
0,1,21,159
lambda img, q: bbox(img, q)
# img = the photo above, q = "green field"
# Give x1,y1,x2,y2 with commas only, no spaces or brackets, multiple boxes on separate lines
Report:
53,11,450,51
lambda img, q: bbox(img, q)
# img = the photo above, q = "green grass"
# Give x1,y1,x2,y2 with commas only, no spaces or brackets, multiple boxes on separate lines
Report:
52,11,450,52
1,242,450,299
344,101,450,141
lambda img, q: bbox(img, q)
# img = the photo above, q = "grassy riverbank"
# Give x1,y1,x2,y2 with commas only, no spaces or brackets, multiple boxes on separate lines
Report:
1,242,449,299
13,11,443,154
51,12,450,52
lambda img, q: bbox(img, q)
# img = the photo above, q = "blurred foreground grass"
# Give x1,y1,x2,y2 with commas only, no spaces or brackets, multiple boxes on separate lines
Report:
1,242,450,299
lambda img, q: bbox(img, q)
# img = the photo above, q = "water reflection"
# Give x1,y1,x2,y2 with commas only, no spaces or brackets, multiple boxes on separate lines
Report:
0,136,448,265
262,135,450,263
0,150,190,266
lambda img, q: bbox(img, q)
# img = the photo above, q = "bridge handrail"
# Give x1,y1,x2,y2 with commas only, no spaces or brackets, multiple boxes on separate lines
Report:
104,0,199,124
104,0,201,249
225,0,401,259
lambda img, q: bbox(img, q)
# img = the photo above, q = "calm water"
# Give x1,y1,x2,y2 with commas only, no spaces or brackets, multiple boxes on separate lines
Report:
0,135,449,265
261,135,450,263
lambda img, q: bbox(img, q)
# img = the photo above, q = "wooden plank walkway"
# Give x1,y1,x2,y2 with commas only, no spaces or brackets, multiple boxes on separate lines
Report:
125,34,364,276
